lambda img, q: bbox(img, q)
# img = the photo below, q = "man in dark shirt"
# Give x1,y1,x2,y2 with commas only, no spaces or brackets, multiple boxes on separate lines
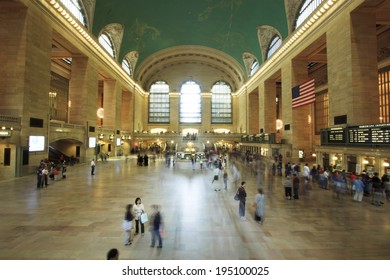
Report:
371,173,383,206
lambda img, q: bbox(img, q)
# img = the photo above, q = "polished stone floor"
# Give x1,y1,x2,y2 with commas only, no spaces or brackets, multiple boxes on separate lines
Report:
0,155,389,260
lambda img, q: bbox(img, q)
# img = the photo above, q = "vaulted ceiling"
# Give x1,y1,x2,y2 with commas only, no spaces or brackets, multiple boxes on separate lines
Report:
91,0,288,91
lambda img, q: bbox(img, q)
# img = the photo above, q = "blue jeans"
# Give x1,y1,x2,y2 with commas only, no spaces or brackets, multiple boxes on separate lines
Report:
151,229,162,247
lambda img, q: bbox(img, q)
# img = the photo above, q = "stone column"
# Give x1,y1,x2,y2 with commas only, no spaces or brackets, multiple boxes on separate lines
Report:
291,59,313,161
121,91,133,132
248,89,259,134
261,79,277,133
327,7,378,125
169,93,180,132
201,93,212,132
68,57,98,126
103,79,122,130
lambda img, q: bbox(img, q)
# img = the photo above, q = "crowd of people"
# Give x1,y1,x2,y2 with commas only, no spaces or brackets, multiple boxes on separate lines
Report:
36,159,67,188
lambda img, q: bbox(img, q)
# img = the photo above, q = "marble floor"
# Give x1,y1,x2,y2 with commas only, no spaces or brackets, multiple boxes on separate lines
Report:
0,156,389,260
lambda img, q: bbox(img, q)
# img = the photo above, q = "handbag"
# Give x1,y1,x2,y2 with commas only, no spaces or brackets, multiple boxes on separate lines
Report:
122,220,132,231
234,193,239,201
140,213,149,223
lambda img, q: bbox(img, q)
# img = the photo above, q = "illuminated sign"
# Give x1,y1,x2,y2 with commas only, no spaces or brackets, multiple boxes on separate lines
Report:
0,130,12,137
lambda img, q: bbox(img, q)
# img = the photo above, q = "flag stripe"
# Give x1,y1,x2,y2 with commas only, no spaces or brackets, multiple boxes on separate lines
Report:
292,78,315,109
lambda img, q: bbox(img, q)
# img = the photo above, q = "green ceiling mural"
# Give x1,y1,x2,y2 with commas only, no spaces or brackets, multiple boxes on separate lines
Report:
92,0,288,71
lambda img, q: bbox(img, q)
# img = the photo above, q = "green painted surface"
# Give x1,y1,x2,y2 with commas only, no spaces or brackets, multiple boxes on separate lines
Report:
93,0,288,71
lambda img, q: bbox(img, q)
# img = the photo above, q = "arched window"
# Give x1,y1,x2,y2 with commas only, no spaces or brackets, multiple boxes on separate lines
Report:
98,33,115,58
250,59,259,77
121,59,132,76
149,81,170,123
266,35,282,59
59,0,87,27
180,81,201,123
211,81,232,124
295,0,324,29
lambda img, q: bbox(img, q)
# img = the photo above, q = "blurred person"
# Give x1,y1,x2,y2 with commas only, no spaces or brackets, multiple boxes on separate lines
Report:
292,173,300,199
150,205,163,248
237,181,247,220
303,163,310,183
212,167,221,191
284,176,292,200
133,197,145,236
223,171,228,191
352,175,365,202
382,174,390,201
91,159,95,175
372,172,383,206
122,204,134,246
254,188,265,224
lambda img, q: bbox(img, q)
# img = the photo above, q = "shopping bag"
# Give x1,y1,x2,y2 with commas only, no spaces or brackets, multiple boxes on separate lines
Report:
140,213,149,223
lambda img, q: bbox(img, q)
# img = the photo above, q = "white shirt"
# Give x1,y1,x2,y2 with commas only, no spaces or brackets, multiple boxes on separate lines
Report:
91,160,95,167
133,203,145,220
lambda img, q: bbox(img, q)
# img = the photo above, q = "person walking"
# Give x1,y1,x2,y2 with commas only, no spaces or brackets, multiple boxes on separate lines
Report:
212,167,221,191
284,176,292,200
150,204,163,248
133,197,145,236
122,204,134,246
223,171,228,190
292,173,300,199
254,188,265,224
237,181,247,220
91,159,95,175
352,175,365,202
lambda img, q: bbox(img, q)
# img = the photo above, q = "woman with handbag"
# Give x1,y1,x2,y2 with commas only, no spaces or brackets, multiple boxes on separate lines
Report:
237,181,247,220
122,204,134,245
133,197,145,236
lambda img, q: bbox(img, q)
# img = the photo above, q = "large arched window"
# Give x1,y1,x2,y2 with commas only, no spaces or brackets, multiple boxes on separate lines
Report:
211,81,232,124
121,59,132,76
295,0,324,29
180,81,201,123
59,0,87,27
266,35,282,59
149,81,170,123
98,33,115,58
250,59,259,77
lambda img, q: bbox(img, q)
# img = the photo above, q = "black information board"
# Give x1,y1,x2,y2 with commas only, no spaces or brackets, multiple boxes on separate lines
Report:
327,128,345,143
321,123,390,146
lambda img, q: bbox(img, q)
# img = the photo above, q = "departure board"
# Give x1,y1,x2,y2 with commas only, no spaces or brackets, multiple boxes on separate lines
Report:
327,128,345,143
348,127,370,143
321,123,390,146
348,124,390,144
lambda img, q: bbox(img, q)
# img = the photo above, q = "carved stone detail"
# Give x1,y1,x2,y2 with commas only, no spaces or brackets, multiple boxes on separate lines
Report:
81,0,96,31
123,51,139,76
242,52,257,76
284,0,303,35
257,25,282,62
100,23,124,60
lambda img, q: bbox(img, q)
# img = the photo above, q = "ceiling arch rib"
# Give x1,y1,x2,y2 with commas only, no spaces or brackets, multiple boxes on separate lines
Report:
135,46,246,93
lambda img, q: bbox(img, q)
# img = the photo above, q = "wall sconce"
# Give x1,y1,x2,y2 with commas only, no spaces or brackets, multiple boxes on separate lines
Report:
333,156,338,161
276,119,283,130
383,162,389,167
98,134,104,140
109,134,114,140
312,153,316,157
127,136,131,140
362,159,369,164
121,135,125,140
97,108,104,119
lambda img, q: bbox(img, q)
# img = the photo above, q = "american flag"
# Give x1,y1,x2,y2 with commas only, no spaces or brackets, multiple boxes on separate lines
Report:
291,78,315,109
